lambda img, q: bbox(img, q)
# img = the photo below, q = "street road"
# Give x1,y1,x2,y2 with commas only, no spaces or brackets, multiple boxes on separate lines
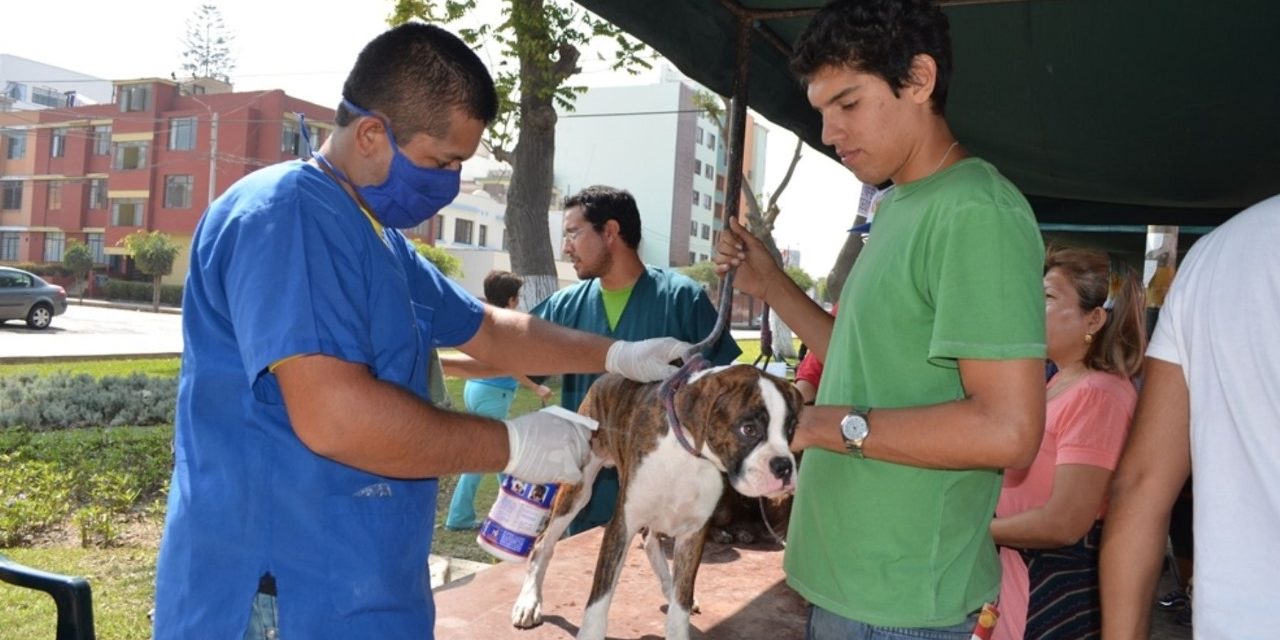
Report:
0,303,183,361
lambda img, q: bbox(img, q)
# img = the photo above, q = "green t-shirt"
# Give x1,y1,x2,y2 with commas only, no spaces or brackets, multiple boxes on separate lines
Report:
784,158,1046,627
600,283,634,331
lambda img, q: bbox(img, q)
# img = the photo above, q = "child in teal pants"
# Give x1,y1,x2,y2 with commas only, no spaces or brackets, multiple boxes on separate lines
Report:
444,271,551,530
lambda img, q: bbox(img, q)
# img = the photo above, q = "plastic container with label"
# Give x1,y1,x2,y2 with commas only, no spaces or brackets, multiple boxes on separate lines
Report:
476,476,559,563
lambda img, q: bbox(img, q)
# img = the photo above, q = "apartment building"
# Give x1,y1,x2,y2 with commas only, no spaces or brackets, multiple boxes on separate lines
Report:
1,54,112,112
553,71,768,270
0,75,334,284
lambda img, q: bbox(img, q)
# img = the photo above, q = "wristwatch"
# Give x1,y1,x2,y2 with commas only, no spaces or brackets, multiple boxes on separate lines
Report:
840,408,871,458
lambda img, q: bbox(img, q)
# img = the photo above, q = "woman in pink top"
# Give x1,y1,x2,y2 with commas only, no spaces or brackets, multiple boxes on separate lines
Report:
991,247,1147,639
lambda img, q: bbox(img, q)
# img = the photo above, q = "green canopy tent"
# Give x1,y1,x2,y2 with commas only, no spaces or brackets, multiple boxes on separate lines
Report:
573,0,1280,252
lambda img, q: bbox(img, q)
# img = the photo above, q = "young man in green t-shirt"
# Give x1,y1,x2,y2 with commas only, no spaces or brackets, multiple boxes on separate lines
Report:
715,1,1046,637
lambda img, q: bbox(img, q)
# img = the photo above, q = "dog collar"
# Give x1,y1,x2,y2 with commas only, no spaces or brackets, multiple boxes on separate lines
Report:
659,354,709,458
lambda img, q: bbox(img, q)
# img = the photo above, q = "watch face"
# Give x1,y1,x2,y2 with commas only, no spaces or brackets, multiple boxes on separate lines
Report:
841,412,869,440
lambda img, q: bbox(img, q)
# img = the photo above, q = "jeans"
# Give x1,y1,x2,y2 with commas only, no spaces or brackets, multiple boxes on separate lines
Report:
444,381,515,529
806,605,978,640
243,592,279,640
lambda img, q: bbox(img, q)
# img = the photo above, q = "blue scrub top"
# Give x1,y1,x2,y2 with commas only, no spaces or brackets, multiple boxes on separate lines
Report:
154,160,484,639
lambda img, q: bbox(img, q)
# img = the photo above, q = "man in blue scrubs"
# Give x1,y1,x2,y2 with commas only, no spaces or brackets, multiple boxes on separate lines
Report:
153,25,689,639
532,186,741,534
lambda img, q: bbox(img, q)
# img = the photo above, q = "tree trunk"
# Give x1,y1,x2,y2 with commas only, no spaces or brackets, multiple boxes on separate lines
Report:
825,228,866,304
505,0,578,310
152,274,162,312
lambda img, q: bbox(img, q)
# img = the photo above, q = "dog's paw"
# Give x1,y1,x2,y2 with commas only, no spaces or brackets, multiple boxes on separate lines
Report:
733,528,756,545
709,527,734,544
691,598,701,615
511,598,543,629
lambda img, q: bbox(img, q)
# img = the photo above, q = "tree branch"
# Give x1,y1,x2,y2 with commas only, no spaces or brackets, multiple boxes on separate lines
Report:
767,136,804,213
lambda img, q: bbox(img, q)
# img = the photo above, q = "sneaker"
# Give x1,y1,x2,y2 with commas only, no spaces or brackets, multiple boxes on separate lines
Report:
1157,589,1190,610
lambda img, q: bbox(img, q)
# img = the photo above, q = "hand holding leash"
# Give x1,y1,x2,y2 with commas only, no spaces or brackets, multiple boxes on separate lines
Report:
606,337,690,382
503,409,594,484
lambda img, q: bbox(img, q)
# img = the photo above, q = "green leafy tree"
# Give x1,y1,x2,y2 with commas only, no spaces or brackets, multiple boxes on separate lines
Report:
678,260,718,293
120,231,180,312
62,240,94,303
784,265,815,295
389,0,649,308
412,239,463,279
180,4,236,82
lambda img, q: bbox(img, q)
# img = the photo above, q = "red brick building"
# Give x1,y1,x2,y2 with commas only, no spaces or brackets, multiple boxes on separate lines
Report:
0,77,335,284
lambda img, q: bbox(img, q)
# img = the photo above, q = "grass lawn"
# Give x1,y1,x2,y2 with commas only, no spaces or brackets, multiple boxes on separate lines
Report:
1,343,798,634
1,547,156,640
0,357,181,379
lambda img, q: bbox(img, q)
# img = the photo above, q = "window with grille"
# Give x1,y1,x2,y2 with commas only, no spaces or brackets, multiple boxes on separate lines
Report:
1,181,22,210
44,232,65,262
119,85,150,112
3,130,24,159
454,218,474,244
0,232,19,261
87,179,106,208
111,199,145,227
113,141,148,170
165,175,194,208
92,125,111,155
87,233,106,264
169,117,197,151
50,128,66,157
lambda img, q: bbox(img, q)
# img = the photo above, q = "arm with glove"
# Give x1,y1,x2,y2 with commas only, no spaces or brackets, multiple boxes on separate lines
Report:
454,304,690,383
275,305,689,483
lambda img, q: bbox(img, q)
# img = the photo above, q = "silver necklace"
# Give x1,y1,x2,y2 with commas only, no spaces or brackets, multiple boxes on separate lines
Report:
929,141,959,178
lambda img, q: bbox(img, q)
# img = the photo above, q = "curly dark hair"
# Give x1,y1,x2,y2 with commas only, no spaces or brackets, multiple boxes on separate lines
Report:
338,23,498,141
564,185,642,250
791,0,953,115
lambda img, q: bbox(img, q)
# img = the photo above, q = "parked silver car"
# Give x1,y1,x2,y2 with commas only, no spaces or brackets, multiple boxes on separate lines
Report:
0,266,68,329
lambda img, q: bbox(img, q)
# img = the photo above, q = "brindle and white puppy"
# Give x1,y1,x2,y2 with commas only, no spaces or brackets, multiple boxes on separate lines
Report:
511,364,803,640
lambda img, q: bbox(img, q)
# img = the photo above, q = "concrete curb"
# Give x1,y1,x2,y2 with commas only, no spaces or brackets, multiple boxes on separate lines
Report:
70,299,182,315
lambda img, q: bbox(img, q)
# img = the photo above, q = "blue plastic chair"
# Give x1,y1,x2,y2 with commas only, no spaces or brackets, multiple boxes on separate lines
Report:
0,553,96,640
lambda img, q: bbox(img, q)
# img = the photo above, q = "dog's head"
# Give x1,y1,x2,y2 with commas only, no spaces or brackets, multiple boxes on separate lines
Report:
673,364,803,498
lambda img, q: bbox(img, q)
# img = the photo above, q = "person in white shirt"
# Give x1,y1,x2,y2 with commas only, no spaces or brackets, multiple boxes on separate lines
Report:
1100,194,1280,639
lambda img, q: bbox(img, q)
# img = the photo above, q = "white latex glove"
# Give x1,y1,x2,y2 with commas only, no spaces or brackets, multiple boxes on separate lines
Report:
605,337,690,382
502,409,593,485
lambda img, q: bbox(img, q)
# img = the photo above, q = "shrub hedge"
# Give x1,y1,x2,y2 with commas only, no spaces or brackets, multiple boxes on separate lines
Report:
102,279,184,306
0,372,177,430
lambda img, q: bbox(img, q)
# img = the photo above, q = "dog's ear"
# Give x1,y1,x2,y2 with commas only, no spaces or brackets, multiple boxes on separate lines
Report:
673,376,707,447
784,380,805,416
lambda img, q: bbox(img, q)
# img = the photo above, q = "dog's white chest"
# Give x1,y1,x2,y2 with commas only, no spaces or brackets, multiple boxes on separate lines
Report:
623,436,724,538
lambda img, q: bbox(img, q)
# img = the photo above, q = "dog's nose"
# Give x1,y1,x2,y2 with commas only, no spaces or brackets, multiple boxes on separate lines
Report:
769,456,793,482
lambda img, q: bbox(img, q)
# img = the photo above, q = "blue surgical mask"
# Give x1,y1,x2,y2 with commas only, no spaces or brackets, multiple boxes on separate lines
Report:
311,99,460,229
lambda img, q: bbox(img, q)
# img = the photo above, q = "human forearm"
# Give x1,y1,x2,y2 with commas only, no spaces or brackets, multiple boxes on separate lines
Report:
461,307,613,376
1100,357,1191,639
992,465,1113,548
277,355,510,478
794,359,1044,469
439,352,505,379
797,400,1039,470
1098,490,1171,639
